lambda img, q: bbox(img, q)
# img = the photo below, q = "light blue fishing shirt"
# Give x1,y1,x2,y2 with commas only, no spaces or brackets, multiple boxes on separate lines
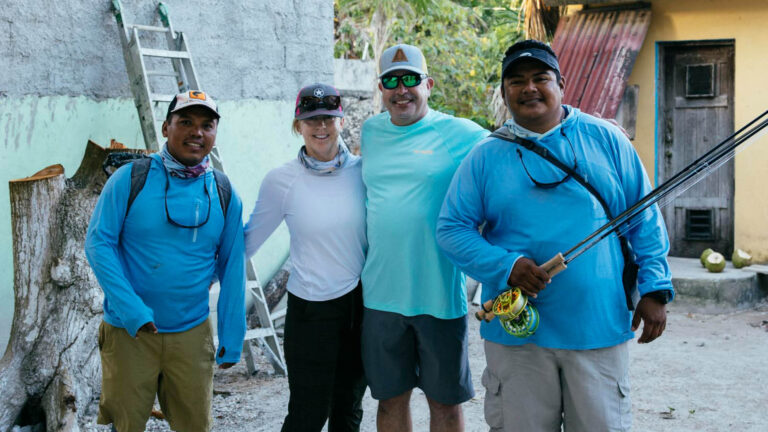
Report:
85,154,246,364
437,107,673,349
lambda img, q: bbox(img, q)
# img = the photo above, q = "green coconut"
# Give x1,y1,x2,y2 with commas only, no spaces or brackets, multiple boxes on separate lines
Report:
700,248,715,267
732,249,753,269
705,252,726,273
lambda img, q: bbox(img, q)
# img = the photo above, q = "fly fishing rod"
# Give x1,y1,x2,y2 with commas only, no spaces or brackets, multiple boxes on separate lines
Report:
476,110,768,336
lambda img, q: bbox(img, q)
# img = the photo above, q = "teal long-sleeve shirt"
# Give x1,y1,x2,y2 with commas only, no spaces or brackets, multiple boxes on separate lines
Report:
437,107,673,349
85,154,246,364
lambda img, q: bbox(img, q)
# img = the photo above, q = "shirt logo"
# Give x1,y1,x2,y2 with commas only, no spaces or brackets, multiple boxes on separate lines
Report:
413,150,434,155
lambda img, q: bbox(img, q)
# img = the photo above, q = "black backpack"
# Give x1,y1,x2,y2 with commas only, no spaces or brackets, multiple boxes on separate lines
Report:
103,153,231,218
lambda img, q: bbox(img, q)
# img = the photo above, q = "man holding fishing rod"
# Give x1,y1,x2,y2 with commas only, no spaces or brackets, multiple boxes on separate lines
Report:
436,39,673,432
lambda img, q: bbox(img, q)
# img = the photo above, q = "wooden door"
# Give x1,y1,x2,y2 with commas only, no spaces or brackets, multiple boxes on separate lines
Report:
658,42,734,257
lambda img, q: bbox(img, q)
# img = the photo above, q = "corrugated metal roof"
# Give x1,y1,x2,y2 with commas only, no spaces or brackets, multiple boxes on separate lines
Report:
551,7,652,119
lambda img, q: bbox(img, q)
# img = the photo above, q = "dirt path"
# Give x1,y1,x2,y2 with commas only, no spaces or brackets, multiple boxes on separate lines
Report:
629,304,768,431
80,302,768,431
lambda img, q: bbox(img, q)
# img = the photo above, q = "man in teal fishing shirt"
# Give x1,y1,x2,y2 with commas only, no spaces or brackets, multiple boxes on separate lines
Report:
360,43,489,431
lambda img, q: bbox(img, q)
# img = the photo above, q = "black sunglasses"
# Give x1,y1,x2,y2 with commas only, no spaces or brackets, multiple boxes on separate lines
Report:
517,129,578,189
299,95,341,112
381,73,428,89
164,168,211,229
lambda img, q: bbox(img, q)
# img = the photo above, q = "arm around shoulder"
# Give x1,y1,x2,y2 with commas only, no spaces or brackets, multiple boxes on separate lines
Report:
244,166,292,258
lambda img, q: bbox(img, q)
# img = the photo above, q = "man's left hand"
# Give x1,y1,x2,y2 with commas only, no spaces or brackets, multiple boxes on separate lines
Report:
217,347,236,369
631,296,667,343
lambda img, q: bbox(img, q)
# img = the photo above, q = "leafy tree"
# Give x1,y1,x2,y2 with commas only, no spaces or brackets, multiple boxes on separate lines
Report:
336,0,524,128
336,0,439,110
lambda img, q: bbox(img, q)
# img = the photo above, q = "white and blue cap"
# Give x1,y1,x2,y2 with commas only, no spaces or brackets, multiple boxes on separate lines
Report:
166,90,220,119
378,44,429,77
502,47,561,78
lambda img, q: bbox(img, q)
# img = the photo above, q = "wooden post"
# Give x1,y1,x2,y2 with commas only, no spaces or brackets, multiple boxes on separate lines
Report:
0,141,144,431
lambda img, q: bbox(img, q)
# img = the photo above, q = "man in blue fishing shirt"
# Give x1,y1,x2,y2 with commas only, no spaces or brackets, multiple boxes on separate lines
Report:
85,91,245,432
437,40,673,432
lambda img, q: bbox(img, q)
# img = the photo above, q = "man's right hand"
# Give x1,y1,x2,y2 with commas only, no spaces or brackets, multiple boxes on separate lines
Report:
137,321,158,337
507,257,551,298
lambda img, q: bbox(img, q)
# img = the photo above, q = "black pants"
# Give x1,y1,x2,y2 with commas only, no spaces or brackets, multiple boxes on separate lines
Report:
281,284,367,432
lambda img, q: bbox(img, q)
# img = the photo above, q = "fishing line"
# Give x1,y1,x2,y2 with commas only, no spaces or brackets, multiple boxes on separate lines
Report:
564,114,768,264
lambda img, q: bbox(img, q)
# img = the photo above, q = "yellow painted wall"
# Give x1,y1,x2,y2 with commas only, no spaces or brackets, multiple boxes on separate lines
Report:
625,0,768,261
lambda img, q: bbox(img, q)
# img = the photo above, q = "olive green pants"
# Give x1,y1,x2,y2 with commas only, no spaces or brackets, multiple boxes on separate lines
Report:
97,320,215,432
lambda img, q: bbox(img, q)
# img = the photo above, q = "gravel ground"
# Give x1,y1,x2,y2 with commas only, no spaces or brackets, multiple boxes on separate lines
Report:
80,301,768,431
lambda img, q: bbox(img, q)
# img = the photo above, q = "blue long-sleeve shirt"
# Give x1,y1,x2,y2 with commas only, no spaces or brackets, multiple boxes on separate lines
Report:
437,107,673,349
85,154,246,364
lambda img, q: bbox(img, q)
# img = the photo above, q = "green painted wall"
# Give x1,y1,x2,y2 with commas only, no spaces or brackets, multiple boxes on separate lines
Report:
1,95,299,352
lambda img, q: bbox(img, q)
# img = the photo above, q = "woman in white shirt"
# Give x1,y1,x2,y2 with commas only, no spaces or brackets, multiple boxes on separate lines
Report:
244,83,367,432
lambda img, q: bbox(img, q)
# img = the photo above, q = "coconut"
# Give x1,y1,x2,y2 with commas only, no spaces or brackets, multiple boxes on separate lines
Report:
705,252,726,273
700,248,714,267
732,249,753,269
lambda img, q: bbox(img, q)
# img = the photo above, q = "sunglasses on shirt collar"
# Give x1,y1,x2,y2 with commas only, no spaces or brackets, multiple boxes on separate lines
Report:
380,73,429,89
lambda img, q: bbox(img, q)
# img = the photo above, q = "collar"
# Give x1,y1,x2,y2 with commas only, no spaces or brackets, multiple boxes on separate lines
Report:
505,105,576,140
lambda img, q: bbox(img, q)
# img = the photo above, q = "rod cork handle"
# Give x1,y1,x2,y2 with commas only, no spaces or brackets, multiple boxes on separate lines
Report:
540,252,566,278
475,253,566,322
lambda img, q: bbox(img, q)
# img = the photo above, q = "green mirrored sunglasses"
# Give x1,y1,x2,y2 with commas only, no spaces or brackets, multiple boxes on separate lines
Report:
381,73,428,90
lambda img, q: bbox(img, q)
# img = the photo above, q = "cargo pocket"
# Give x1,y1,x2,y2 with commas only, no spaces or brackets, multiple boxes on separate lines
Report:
617,374,632,431
482,368,504,430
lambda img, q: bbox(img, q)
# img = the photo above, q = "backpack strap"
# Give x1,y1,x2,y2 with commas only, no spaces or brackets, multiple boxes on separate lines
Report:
120,156,231,220
126,158,152,218
490,128,638,310
212,169,231,219
491,128,614,216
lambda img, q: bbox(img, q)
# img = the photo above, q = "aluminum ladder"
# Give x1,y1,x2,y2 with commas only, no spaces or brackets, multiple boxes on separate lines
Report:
110,0,286,376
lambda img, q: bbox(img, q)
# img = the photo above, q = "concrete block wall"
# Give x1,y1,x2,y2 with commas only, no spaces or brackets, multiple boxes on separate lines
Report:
0,0,334,353
0,0,333,99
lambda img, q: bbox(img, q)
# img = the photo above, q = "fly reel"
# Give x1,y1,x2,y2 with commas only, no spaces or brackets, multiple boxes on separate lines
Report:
491,287,540,338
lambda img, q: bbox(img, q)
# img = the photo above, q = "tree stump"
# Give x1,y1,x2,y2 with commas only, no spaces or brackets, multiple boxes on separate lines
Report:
0,141,145,432
263,257,291,312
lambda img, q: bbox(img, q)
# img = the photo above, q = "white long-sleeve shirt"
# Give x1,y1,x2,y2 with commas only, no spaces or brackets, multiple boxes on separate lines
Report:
245,156,367,301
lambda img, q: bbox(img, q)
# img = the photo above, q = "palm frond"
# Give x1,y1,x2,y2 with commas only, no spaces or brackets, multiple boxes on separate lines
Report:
520,0,562,41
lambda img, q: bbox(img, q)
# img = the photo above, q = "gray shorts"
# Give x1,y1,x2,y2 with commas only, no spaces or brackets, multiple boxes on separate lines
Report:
361,308,474,405
483,340,631,432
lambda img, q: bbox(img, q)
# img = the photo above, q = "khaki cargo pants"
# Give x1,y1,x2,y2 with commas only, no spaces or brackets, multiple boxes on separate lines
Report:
482,340,631,432
97,320,215,432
